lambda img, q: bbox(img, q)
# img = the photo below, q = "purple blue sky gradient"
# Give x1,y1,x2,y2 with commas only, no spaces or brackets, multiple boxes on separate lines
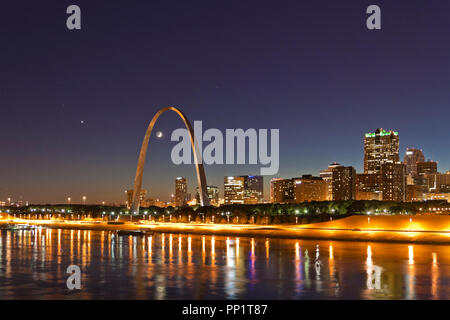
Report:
1,1,449,204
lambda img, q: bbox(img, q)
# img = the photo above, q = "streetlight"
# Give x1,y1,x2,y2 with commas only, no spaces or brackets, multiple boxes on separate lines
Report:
82,196,86,205
67,197,71,205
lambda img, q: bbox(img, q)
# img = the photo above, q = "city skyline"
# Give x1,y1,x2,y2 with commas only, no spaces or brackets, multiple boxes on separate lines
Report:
2,1,450,204
2,0,450,305
2,126,449,205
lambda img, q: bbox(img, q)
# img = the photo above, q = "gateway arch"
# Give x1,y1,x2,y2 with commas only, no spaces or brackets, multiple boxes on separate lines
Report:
130,106,210,214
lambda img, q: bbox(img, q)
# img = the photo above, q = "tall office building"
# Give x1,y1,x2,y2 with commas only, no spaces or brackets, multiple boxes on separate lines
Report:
320,163,356,200
319,164,335,200
175,177,187,207
244,175,264,204
403,148,425,176
364,128,399,174
224,175,264,204
224,176,245,204
293,175,328,203
270,178,283,203
270,178,294,203
356,163,406,202
126,189,147,209
380,163,406,201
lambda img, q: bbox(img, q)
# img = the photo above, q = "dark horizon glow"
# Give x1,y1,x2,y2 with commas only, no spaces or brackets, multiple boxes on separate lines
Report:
1,1,450,204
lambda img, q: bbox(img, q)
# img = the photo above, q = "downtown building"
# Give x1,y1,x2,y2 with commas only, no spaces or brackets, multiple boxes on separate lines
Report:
270,178,294,203
224,176,245,204
224,175,264,204
402,148,444,201
244,175,264,204
319,163,356,201
175,177,188,207
356,173,383,200
403,148,424,177
422,170,450,203
380,162,406,201
364,128,399,174
406,185,423,202
426,172,450,193
356,163,406,202
293,175,328,203
414,160,438,192
417,160,438,176
271,175,327,203
357,129,405,201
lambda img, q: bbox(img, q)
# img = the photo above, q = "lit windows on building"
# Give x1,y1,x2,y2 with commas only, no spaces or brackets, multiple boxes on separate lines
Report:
364,128,399,174
175,177,188,207
224,176,245,204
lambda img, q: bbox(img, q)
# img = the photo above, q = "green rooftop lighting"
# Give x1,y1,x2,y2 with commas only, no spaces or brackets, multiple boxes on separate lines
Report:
365,129,398,138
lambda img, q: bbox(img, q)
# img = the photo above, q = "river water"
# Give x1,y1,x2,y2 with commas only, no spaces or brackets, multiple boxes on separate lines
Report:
0,228,448,299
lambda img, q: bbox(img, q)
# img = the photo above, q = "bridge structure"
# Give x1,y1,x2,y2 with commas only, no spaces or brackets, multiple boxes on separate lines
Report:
130,106,210,214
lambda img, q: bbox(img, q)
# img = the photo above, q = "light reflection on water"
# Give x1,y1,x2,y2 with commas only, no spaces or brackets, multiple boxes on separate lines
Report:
0,228,449,299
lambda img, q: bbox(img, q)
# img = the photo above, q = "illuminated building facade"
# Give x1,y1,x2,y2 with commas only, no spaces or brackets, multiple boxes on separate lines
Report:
364,128,399,174
356,173,382,200
270,178,294,203
356,173,382,193
270,178,283,203
380,163,406,201
320,163,356,200
293,175,328,203
175,177,188,207
415,161,438,191
417,161,438,176
224,176,245,204
243,175,264,204
224,175,263,204
356,163,405,202
403,148,424,177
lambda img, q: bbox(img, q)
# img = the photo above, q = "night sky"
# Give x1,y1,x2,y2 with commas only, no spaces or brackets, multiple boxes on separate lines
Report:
1,1,450,204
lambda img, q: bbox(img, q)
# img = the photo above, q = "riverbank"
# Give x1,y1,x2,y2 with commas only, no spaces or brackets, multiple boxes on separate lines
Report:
1,215,449,244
